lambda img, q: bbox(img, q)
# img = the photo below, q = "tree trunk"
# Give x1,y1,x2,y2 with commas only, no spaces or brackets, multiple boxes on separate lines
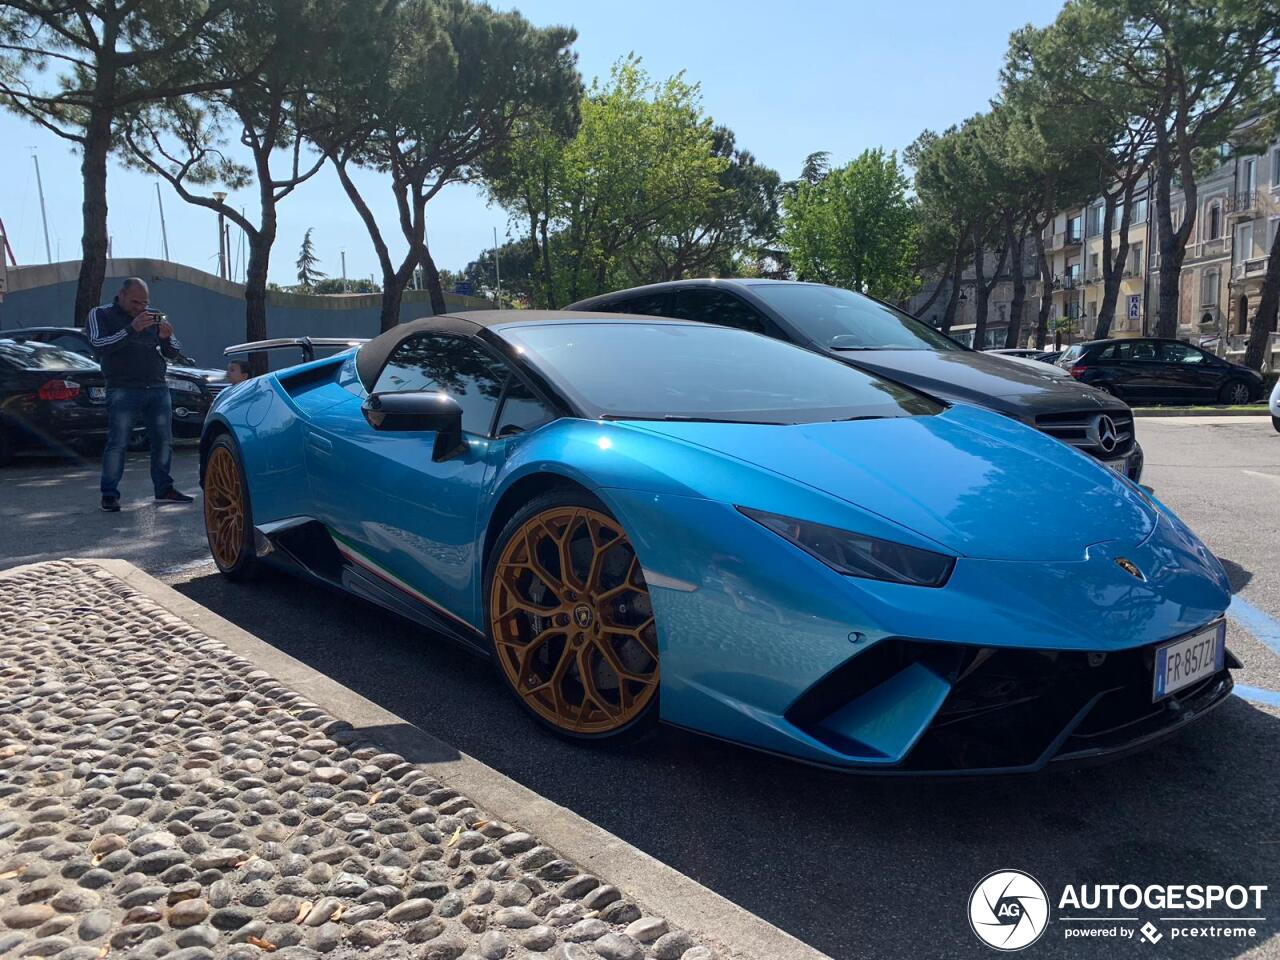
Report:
420,244,446,315
1244,221,1280,371
1095,187,1133,340
379,277,405,330
1004,227,1027,349
1153,128,1195,339
74,103,114,326
539,213,555,308
243,223,272,376
913,257,953,319
972,223,989,348
1034,232,1052,349
940,265,963,334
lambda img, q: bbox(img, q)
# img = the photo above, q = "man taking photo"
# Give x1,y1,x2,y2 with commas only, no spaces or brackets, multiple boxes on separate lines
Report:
88,277,195,512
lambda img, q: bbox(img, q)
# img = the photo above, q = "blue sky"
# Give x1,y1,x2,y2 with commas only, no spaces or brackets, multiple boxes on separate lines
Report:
0,0,1061,288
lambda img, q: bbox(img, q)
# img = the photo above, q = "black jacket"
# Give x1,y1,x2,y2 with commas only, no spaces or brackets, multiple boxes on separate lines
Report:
86,300,183,388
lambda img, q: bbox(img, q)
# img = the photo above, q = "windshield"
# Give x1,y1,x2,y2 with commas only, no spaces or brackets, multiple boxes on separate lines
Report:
748,283,965,353
0,340,99,371
499,322,941,424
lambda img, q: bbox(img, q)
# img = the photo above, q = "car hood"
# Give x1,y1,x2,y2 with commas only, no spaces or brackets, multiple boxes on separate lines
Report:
830,348,1126,417
620,405,1157,562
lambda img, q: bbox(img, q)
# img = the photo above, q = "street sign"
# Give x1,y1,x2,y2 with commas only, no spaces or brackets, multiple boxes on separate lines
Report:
454,281,473,296
1128,294,1141,320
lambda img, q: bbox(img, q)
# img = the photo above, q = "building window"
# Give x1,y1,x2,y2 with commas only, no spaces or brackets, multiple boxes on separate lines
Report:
1202,269,1219,306
1268,217,1278,250
1130,242,1144,276
1243,157,1258,195
1207,202,1222,240
1067,214,1082,242
1272,146,1280,188
1131,195,1148,224
1234,222,1253,265
1089,204,1104,236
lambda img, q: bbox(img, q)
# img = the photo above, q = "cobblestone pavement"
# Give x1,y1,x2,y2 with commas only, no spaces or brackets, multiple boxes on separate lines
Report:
0,561,713,960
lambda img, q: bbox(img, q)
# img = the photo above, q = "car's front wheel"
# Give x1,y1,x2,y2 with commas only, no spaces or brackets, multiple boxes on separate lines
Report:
203,434,257,580
1273,415,1280,434
1220,379,1253,405
485,489,660,743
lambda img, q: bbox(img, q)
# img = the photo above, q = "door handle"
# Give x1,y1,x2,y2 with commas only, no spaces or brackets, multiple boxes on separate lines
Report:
307,433,333,453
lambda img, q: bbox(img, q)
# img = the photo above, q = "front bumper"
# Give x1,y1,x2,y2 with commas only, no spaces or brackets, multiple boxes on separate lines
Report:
784,633,1237,775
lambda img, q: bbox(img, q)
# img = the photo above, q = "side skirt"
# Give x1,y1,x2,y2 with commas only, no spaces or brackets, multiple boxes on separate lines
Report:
256,518,490,658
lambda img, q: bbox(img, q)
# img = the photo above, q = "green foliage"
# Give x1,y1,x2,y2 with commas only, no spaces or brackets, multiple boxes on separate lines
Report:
312,277,381,294
295,228,325,288
782,148,917,301
483,57,732,306
316,0,580,326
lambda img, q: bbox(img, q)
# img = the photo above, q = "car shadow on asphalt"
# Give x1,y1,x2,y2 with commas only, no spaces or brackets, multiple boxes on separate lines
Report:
1218,556,1254,594
172,566,1280,960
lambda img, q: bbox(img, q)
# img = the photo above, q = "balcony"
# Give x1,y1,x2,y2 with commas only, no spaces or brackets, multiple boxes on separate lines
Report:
1226,190,1259,217
1083,270,1102,285
1231,257,1269,282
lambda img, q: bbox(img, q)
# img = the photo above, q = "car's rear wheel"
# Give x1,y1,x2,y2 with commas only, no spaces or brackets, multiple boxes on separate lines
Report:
203,435,257,580
1273,414,1280,434
1220,379,1252,405
486,490,659,742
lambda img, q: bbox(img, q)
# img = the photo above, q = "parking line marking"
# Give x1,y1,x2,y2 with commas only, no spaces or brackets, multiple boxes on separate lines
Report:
1229,595,1280,659
1235,684,1280,709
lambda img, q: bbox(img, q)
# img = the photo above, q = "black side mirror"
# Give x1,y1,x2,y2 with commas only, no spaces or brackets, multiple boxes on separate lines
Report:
362,391,466,461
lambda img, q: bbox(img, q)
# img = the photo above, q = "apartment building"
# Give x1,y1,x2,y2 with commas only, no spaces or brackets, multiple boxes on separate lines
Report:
1142,138,1279,366
905,241,1040,349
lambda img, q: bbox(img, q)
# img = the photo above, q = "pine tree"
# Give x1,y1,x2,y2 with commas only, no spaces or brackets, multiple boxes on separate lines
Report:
296,228,326,289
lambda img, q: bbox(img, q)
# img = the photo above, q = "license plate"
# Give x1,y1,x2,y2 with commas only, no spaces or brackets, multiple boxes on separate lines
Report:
1104,457,1127,474
88,387,106,402
1153,621,1225,701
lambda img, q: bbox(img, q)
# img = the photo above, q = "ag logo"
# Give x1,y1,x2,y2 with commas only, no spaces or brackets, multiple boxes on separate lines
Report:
969,870,1050,951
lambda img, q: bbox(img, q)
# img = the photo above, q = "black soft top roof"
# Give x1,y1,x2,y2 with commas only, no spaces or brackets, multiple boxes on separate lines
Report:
354,309,693,392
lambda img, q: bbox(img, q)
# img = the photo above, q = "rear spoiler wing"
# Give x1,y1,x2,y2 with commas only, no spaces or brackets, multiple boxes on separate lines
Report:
223,336,367,363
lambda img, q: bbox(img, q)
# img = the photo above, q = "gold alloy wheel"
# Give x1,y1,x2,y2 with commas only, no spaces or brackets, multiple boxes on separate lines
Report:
204,444,246,570
490,506,659,735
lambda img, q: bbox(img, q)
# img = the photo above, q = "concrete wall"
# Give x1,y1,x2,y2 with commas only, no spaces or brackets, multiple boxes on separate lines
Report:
0,258,494,369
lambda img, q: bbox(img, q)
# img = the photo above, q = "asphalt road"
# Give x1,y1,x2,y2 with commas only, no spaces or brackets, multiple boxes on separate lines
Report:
2,417,1279,960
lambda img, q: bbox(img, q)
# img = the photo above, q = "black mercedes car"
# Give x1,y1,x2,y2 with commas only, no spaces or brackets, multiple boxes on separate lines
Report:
569,279,1144,480
0,339,121,464
9,326,229,438
1056,337,1266,405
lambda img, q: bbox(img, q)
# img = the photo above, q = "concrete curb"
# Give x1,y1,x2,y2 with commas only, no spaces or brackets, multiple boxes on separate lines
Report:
1132,407,1271,418
69,557,829,960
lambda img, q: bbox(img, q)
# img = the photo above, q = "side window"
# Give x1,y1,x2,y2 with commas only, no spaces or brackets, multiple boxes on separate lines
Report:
494,377,556,437
373,334,508,436
671,289,770,335
1098,344,1118,360
1159,342,1204,364
613,293,671,317
1131,340,1158,361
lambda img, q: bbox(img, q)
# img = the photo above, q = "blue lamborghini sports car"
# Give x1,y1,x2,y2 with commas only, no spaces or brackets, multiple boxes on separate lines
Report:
200,311,1236,773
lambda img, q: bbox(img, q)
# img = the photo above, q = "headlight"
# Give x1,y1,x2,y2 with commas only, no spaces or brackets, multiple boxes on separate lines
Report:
166,378,202,394
738,507,954,587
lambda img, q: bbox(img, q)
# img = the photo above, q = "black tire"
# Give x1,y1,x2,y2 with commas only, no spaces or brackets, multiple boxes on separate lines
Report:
202,434,258,581
483,487,660,745
1219,379,1253,405
1273,415,1280,434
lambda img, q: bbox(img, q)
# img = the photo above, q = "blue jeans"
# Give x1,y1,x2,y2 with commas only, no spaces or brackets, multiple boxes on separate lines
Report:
100,386,174,498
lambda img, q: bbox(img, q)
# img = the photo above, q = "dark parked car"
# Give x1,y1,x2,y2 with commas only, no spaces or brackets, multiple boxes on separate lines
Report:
569,279,1144,480
0,339,121,464
1056,338,1266,405
10,326,229,437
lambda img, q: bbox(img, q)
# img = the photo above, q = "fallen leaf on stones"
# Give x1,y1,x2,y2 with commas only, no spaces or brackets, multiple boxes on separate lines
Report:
471,820,489,830
447,826,463,847
366,791,382,806
0,867,25,880
331,906,344,922
294,901,312,924
97,948,108,959
247,937,277,952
